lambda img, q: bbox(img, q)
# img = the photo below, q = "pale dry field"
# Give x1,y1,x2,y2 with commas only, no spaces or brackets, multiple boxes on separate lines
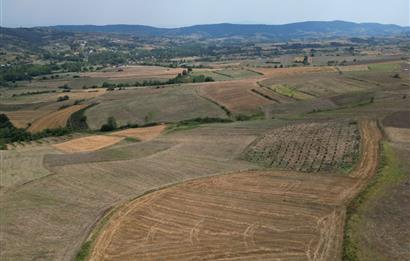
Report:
0,145,58,189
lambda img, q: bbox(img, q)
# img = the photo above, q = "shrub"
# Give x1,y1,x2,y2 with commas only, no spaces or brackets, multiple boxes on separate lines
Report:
57,95,69,102
100,116,117,132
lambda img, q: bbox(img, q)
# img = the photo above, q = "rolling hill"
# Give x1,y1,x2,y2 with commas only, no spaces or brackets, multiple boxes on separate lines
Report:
51,21,409,39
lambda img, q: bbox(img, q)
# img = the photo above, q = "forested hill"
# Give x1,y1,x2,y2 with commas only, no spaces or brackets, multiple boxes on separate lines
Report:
51,21,409,39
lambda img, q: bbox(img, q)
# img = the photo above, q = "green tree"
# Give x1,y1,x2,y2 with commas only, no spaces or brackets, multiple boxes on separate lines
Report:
100,116,117,132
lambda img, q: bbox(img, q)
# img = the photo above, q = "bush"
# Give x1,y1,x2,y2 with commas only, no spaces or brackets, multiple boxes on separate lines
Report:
57,95,69,102
235,114,252,121
100,116,117,132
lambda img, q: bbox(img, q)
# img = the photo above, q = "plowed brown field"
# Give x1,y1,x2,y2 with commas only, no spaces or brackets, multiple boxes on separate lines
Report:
90,120,381,261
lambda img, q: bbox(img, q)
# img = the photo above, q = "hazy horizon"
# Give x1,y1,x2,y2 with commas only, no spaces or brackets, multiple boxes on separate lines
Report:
1,0,409,28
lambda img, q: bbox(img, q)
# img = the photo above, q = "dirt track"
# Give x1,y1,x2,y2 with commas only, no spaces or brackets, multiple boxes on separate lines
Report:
89,120,381,261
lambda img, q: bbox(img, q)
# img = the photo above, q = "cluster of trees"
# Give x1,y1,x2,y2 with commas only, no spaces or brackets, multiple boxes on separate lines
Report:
0,62,90,83
12,90,56,97
88,51,127,65
166,71,214,84
57,95,70,102
0,114,71,149
0,64,56,82
100,116,117,132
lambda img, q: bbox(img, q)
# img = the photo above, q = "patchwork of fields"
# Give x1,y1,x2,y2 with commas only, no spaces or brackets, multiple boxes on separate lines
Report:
1,60,408,261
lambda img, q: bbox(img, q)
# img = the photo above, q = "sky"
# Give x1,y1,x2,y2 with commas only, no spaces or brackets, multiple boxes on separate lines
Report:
1,0,409,28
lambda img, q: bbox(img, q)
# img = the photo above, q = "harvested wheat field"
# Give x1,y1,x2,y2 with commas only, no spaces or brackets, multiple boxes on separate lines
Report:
53,135,123,153
110,124,167,141
28,104,88,133
197,79,277,114
89,120,382,261
91,171,353,261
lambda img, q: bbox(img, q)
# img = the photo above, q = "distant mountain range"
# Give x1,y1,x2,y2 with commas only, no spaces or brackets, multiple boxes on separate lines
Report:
51,21,410,39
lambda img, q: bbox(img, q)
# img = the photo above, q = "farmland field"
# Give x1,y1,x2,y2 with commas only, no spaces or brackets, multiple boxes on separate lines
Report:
85,86,228,129
1,22,409,261
197,79,277,115
90,170,353,261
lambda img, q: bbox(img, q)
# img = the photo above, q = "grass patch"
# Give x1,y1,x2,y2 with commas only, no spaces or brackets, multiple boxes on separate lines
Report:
75,241,91,261
75,210,115,261
269,84,313,100
191,70,231,81
124,137,140,143
166,117,234,133
368,63,400,72
343,142,406,261
214,69,260,79
67,103,97,130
